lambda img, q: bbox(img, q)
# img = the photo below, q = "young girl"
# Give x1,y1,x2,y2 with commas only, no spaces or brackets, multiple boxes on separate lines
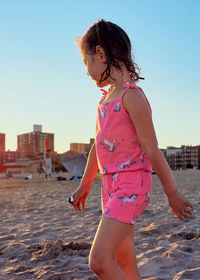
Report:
44,152,52,180
71,19,194,280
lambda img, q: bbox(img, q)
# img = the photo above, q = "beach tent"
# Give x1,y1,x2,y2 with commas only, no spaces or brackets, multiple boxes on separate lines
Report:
61,150,87,177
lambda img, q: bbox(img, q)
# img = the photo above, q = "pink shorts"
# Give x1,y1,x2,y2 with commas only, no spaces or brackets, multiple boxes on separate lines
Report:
101,170,152,224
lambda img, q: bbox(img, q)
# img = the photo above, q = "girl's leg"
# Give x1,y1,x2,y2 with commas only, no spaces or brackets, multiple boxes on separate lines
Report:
89,216,134,280
115,225,141,280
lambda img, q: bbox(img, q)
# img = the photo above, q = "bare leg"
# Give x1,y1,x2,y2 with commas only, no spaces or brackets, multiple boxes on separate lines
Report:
89,216,135,280
115,225,141,280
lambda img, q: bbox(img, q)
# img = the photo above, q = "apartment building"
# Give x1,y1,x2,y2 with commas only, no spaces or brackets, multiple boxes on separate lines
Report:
17,125,54,158
165,145,200,170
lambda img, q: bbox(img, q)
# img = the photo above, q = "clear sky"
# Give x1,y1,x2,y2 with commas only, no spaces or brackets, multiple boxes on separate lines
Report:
0,0,199,153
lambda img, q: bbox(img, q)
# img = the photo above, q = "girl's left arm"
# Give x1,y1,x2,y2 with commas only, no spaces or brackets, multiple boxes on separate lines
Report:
123,88,194,221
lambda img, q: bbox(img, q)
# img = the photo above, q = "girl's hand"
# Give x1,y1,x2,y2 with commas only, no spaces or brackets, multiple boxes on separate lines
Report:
168,190,194,221
71,185,90,212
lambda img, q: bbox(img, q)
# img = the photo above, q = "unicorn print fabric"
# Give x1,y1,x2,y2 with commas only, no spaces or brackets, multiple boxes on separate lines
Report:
95,82,152,175
96,82,153,224
101,170,152,224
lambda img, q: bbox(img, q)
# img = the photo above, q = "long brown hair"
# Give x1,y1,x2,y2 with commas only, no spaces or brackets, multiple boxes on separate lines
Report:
77,19,144,84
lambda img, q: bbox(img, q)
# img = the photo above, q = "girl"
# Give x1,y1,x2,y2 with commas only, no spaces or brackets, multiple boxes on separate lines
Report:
71,19,194,280
44,152,52,180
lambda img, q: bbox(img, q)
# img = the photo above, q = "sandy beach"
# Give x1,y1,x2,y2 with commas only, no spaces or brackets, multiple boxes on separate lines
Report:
0,170,199,280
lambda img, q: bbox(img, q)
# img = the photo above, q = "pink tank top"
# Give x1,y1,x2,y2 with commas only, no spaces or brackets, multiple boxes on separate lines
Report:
95,81,152,175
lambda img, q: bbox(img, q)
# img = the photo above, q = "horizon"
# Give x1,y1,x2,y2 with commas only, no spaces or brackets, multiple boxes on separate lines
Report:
2,127,200,154
0,0,200,153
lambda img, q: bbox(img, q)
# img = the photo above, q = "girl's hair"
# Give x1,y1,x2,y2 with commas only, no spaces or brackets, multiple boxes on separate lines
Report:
77,19,144,84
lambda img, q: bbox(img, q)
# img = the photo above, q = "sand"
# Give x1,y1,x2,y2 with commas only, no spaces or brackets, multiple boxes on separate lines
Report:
0,170,199,280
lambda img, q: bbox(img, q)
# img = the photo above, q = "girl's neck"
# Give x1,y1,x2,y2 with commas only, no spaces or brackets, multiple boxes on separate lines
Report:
105,78,133,102
109,69,134,94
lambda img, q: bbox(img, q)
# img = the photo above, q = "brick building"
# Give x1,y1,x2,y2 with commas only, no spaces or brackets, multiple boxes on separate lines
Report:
1,150,20,163
0,133,6,164
17,125,54,158
0,133,5,152
0,133,20,164
165,145,200,170
181,145,200,169
70,138,94,155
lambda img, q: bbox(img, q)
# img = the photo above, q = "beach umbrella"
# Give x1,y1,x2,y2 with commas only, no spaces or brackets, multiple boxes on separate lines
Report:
61,151,87,177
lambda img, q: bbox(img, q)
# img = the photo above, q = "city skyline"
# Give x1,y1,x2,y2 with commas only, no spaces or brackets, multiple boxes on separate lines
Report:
0,1,200,153
1,126,200,154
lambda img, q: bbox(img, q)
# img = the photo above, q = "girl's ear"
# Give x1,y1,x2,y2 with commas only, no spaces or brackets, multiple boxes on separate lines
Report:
96,45,107,62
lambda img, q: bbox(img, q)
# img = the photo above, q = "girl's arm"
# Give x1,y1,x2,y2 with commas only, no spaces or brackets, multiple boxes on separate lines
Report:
80,141,99,190
124,88,194,220
72,142,99,211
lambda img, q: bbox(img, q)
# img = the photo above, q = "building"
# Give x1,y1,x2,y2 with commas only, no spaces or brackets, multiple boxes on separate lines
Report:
0,133,5,152
17,125,54,158
165,146,182,170
1,150,20,164
165,145,200,170
0,133,6,164
181,145,200,169
0,133,20,164
70,138,94,155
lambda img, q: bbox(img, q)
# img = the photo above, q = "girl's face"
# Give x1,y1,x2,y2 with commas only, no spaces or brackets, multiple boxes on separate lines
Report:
82,48,109,87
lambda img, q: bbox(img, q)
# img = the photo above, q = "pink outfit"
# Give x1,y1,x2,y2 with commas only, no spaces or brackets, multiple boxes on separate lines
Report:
95,81,152,224
101,170,152,224
96,81,152,175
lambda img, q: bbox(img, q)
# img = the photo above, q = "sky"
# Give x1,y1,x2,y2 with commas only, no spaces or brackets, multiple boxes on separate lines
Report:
0,0,200,153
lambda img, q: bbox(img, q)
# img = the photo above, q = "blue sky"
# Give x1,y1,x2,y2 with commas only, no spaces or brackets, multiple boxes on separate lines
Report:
0,0,199,153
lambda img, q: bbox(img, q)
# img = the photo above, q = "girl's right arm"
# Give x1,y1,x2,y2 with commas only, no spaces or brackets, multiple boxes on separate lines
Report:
72,142,99,212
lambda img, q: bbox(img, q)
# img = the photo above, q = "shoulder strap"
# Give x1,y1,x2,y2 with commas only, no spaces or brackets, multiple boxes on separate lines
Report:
120,87,129,101
99,95,106,104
